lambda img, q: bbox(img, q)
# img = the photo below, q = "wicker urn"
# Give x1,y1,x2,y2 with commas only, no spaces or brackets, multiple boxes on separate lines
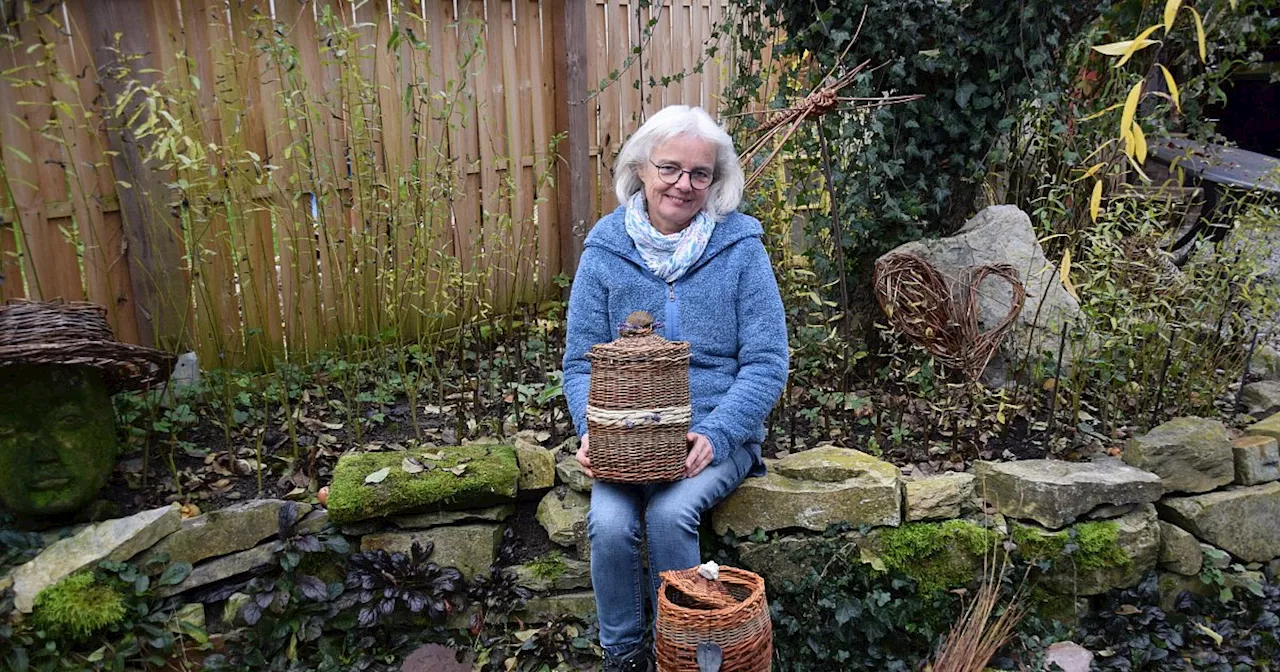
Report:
656,564,773,672
585,310,691,483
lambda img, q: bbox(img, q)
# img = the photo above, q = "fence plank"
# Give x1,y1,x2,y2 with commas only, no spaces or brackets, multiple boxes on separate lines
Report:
227,4,284,366
550,0,590,277
1,18,83,302
173,0,245,368
530,0,559,291
83,0,192,350
52,3,139,340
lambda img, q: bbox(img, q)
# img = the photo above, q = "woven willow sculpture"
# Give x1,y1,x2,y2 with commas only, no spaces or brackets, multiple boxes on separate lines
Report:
872,253,1026,381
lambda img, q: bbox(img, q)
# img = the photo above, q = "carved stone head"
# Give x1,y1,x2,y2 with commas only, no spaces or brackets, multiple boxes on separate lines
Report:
0,365,118,516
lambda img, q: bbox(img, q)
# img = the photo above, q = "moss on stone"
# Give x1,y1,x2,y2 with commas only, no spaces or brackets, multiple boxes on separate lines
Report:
1011,519,1128,571
526,551,569,581
327,445,519,524
32,572,127,641
873,520,1003,592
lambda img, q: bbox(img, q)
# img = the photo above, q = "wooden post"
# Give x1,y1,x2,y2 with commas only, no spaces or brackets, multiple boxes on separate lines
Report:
82,0,190,351
551,0,591,279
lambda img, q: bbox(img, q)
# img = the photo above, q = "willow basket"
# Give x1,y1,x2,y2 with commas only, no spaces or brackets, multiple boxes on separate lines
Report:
655,566,772,672
585,312,691,483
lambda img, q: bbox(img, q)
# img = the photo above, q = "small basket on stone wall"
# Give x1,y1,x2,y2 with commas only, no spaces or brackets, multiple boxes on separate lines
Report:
585,310,691,483
656,563,772,672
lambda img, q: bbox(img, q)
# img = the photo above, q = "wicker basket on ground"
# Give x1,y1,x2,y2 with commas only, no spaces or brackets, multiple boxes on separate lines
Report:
656,564,772,672
585,310,691,483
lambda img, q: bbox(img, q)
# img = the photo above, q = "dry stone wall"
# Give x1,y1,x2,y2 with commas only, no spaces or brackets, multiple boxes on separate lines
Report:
8,416,1280,629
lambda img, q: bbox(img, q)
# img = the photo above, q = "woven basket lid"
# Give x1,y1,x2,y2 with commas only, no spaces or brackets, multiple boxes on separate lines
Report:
0,299,178,393
587,311,689,363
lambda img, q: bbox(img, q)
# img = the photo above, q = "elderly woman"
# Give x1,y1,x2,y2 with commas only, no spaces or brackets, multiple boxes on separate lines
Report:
562,104,789,671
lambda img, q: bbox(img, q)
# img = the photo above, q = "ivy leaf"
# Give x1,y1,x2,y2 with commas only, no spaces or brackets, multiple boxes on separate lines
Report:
365,467,391,484
954,83,977,109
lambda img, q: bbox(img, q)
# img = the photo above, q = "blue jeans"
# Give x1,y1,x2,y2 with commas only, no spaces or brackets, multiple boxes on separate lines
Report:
587,447,754,657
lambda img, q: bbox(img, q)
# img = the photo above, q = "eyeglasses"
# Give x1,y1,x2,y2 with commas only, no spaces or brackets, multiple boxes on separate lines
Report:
649,160,714,190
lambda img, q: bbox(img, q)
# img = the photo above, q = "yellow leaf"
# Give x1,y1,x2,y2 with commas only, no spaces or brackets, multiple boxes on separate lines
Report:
1090,179,1103,222
1115,25,1164,67
1120,81,1143,147
1187,6,1207,62
1132,122,1148,164
1163,0,1181,33
1158,64,1181,113
1060,249,1080,301
1080,101,1125,122
1073,162,1106,182
1092,39,1157,56
1195,623,1224,646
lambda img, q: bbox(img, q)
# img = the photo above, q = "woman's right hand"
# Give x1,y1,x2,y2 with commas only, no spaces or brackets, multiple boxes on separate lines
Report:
576,434,593,478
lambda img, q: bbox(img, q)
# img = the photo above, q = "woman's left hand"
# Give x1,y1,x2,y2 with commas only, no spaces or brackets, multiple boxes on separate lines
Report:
684,432,713,478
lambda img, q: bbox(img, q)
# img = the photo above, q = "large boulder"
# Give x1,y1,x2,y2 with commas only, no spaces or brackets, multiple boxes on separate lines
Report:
1157,482,1280,562
326,445,519,524
1011,505,1160,596
12,504,181,612
1242,381,1280,418
536,489,590,548
1249,344,1280,381
142,500,310,567
880,205,1081,380
974,459,1162,529
905,472,975,522
712,447,901,536
1232,435,1280,486
360,523,504,579
1123,417,1234,494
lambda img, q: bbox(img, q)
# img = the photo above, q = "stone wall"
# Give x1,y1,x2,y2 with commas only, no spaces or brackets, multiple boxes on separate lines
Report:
8,415,1280,630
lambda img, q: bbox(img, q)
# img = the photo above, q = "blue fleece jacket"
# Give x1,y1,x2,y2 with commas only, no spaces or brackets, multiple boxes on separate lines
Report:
562,205,789,472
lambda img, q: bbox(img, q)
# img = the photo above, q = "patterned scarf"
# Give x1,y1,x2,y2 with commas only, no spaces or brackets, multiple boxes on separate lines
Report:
623,192,716,284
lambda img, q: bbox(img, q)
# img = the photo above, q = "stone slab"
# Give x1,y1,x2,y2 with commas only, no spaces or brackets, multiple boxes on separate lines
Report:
905,472,975,522
143,500,310,567
974,459,1161,529
360,523,504,579
12,504,180,612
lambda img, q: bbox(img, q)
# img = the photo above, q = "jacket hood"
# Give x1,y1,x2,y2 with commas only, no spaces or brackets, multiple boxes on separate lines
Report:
582,204,765,272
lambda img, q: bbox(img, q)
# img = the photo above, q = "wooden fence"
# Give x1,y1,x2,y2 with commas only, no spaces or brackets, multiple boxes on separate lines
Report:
0,0,763,368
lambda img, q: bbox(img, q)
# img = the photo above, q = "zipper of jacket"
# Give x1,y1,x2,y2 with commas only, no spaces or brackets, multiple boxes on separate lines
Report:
665,281,681,341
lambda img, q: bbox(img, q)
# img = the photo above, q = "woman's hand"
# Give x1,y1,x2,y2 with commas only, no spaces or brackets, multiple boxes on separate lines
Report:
576,434,593,478
684,432,713,478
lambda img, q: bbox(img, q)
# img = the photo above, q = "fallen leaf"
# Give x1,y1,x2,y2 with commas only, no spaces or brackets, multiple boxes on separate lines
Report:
1194,622,1223,646
448,464,468,477
283,487,308,501
402,457,425,474
320,421,344,430
421,450,445,461
180,503,202,519
1114,604,1142,615
365,467,391,484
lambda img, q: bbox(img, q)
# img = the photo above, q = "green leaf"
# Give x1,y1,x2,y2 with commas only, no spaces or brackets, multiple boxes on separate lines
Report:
158,561,193,586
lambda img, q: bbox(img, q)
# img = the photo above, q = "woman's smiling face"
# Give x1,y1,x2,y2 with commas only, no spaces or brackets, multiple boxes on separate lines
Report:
642,134,715,234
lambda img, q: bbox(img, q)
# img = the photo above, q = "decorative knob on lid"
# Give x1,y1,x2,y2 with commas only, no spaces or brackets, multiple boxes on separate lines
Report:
619,310,657,337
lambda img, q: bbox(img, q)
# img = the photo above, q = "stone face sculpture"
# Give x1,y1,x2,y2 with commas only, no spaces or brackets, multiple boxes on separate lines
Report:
0,300,175,518
0,365,118,516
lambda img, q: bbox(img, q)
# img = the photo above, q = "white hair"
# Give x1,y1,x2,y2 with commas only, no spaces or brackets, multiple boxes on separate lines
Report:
613,105,745,221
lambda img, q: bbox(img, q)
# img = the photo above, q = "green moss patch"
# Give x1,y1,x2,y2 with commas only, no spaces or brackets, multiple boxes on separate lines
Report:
327,445,519,524
871,520,1003,592
526,551,569,581
32,572,127,641
1012,519,1129,571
